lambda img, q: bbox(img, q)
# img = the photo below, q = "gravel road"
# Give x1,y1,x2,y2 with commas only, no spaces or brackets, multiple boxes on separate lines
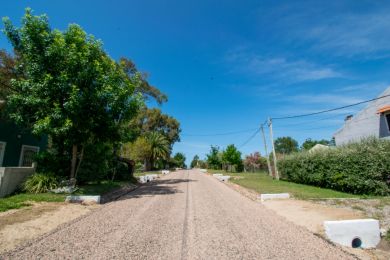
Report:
2,170,355,259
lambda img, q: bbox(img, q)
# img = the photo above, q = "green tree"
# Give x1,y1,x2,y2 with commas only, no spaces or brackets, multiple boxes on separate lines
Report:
119,57,167,105
206,145,222,169
146,132,170,170
274,137,299,154
190,155,200,168
222,144,243,172
172,152,186,168
301,138,330,150
3,10,141,180
121,136,151,164
129,107,181,146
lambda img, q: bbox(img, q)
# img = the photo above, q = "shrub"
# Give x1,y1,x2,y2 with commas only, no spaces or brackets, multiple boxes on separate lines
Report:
278,138,390,196
23,173,58,193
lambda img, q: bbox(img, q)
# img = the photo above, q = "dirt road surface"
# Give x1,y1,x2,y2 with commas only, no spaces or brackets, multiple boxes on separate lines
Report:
2,170,355,259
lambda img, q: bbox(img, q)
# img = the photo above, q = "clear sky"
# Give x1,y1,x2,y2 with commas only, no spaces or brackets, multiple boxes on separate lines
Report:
2,1,390,165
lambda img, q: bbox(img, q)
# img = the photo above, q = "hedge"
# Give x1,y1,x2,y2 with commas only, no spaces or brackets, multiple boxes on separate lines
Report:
278,138,390,195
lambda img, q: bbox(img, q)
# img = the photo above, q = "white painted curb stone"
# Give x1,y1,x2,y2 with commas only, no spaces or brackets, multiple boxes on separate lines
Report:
149,174,158,179
161,170,170,174
145,175,155,182
259,193,290,202
217,176,230,182
66,195,101,204
213,174,223,177
200,169,207,173
139,176,147,183
324,219,380,248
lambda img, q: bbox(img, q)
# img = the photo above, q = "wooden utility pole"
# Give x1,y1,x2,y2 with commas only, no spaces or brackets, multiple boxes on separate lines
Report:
260,125,273,177
268,117,279,180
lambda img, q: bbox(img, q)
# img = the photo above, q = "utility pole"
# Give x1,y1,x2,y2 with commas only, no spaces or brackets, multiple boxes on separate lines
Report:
268,117,279,180
260,125,272,177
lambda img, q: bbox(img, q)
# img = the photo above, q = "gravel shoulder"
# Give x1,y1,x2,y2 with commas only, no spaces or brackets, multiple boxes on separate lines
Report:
2,170,355,259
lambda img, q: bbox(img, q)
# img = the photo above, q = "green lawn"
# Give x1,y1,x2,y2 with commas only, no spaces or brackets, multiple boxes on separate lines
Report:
207,169,360,200
0,193,65,212
0,180,129,212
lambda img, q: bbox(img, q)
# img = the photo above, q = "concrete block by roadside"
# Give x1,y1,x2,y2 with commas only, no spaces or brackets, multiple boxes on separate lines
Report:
162,170,170,174
324,219,380,248
65,195,101,204
217,176,230,182
259,193,290,202
213,174,223,177
200,169,207,173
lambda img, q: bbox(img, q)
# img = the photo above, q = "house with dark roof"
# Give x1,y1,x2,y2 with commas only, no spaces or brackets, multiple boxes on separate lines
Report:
333,87,390,145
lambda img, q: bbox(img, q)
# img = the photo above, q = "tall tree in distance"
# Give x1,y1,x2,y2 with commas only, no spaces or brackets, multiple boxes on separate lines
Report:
274,137,299,155
206,145,222,169
222,144,243,172
301,138,330,150
172,152,186,168
190,155,200,168
119,57,167,105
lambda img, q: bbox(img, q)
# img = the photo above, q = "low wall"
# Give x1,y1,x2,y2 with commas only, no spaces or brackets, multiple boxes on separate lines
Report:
0,166,35,198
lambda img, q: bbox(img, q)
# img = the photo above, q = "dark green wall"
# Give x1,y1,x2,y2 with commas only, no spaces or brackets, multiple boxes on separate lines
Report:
0,121,47,166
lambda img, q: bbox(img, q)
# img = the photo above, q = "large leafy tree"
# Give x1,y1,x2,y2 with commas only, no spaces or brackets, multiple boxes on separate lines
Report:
3,10,141,179
274,136,299,154
172,152,186,168
129,107,181,146
301,138,330,150
206,145,222,169
222,144,243,172
119,57,167,105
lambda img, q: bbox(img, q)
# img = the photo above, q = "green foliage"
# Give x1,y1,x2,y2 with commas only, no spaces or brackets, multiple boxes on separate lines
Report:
278,138,390,195
301,138,330,150
2,9,142,179
23,173,58,193
0,193,65,212
129,107,181,145
172,152,186,168
190,155,200,168
222,144,243,172
244,152,268,172
206,145,222,169
274,136,299,154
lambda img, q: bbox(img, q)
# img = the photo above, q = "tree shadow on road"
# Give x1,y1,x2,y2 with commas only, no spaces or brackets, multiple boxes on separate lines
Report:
117,178,197,200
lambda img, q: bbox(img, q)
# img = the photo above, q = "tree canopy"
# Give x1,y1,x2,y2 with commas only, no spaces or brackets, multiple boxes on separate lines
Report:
301,138,330,150
274,136,299,154
2,9,142,179
222,144,243,172
206,145,222,169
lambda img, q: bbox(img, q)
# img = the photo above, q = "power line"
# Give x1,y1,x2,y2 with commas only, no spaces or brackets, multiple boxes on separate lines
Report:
238,128,260,148
182,127,258,137
272,94,390,120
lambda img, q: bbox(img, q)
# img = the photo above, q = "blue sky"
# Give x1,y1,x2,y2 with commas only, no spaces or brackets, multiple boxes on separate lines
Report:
2,1,390,165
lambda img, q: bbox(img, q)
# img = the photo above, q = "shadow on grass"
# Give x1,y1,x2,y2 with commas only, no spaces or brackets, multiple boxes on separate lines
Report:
118,178,197,200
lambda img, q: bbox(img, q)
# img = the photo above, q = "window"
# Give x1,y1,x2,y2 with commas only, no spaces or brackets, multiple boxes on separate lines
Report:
386,113,390,132
19,145,40,167
0,141,6,166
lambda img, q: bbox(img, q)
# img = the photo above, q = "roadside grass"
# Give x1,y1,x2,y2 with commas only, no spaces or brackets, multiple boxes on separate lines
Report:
206,169,360,200
0,193,65,212
0,180,129,212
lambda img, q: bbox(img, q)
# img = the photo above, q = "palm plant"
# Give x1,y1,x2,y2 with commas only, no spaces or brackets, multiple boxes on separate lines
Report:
146,132,170,170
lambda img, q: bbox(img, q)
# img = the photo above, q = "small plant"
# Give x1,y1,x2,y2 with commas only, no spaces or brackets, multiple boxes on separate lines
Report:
23,173,59,194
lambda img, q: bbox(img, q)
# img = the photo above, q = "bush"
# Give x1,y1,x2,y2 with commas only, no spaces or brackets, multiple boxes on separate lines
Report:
23,173,59,193
278,138,390,196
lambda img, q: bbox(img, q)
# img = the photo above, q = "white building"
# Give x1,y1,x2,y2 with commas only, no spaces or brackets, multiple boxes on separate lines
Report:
333,87,390,145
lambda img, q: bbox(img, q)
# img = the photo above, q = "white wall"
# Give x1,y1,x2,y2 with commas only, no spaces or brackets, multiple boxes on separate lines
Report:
0,167,35,197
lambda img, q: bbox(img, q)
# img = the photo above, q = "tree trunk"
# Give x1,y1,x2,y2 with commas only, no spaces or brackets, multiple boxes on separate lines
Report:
70,145,78,180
